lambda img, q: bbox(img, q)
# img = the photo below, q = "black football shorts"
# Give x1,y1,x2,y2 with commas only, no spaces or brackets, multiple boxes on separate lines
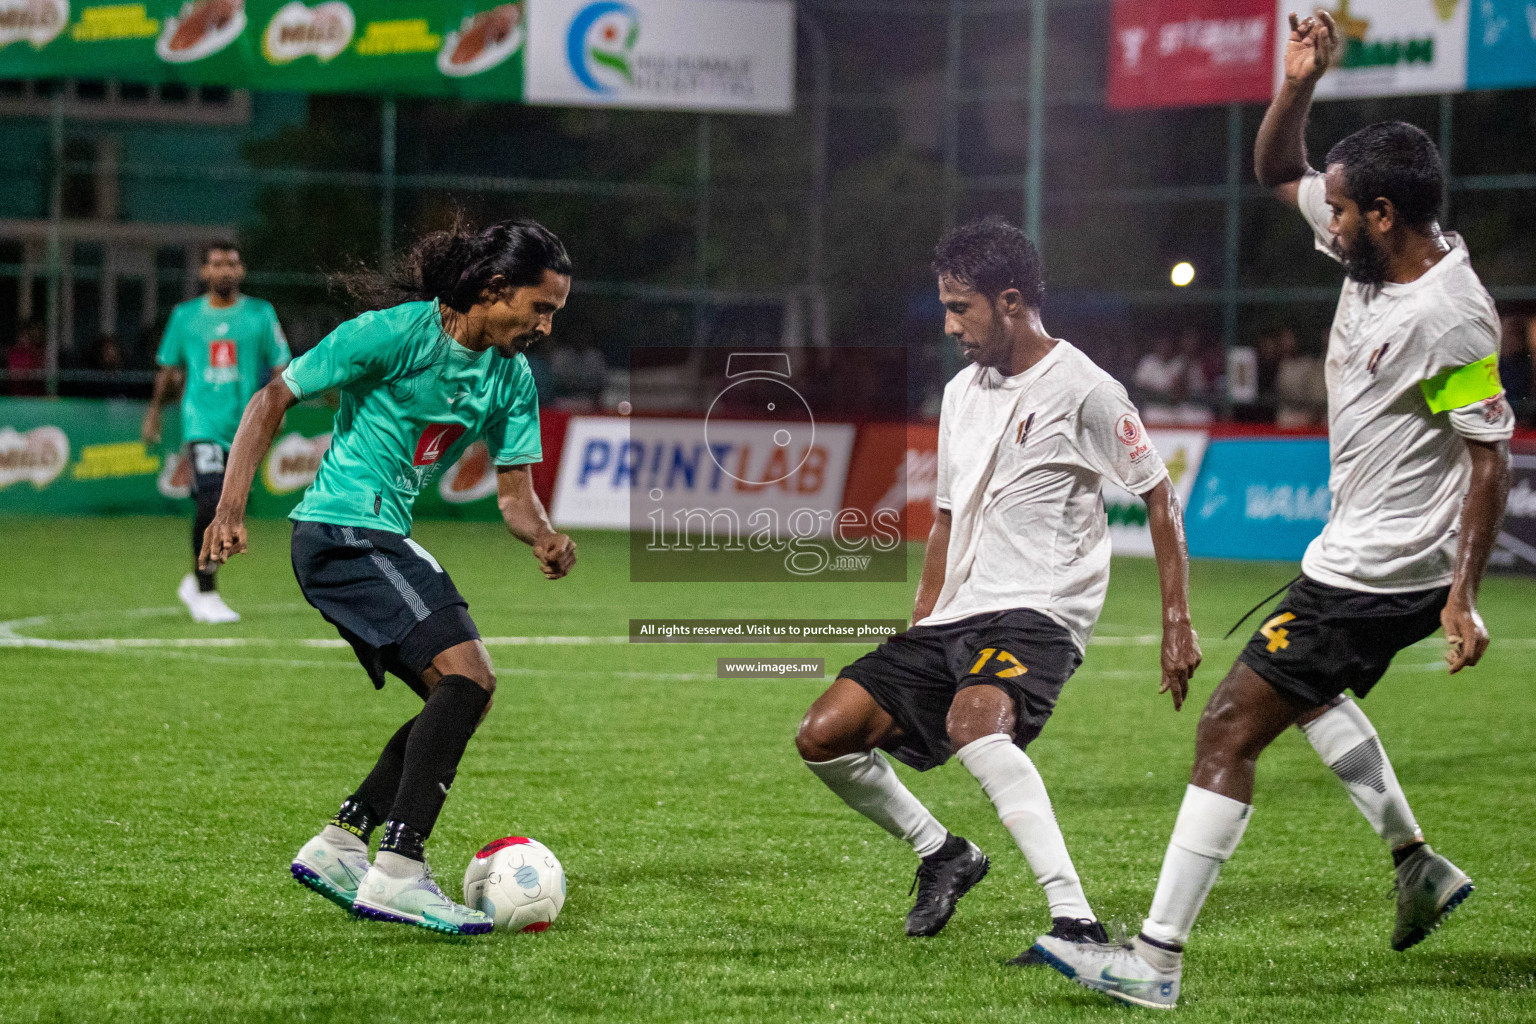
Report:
1238,575,1449,708
838,608,1082,772
291,520,480,697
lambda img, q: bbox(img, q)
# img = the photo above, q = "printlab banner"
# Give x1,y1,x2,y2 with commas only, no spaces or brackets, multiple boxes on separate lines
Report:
1109,0,1536,109
0,0,796,111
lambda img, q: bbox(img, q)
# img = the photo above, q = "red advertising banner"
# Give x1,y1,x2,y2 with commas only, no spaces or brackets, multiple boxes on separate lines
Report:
840,423,940,543
1107,0,1275,110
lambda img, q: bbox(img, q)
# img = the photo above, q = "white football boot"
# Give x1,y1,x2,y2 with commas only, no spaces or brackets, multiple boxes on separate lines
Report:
352,852,494,935
177,574,209,623
290,826,372,910
195,589,240,624
1032,933,1182,1010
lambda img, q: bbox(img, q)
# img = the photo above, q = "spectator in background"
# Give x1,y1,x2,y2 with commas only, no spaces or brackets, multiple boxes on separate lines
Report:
5,320,46,396
523,348,556,405
1134,334,1185,424
1499,314,1532,424
551,341,609,405
87,333,131,400
1178,329,1210,405
1275,330,1327,428
1135,331,1213,425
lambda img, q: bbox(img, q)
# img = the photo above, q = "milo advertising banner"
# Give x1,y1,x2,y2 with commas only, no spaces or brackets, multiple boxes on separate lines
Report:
0,397,525,520
0,0,529,99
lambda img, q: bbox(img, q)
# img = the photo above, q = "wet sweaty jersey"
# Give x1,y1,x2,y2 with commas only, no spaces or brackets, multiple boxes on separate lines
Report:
282,300,541,536
926,341,1167,652
155,294,289,447
1295,170,1514,593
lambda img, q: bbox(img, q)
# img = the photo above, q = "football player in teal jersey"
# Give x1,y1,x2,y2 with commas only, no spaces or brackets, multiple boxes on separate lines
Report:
201,220,576,936
143,242,290,624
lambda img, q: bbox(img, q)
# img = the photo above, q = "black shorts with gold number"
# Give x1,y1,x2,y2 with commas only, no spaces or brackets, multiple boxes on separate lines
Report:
1238,575,1449,709
837,608,1082,772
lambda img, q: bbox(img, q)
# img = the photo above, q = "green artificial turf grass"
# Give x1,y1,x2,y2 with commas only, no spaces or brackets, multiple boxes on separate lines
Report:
0,516,1532,1022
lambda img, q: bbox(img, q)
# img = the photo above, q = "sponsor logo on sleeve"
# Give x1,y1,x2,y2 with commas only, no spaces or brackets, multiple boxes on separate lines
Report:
1116,413,1155,463
0,425,69,490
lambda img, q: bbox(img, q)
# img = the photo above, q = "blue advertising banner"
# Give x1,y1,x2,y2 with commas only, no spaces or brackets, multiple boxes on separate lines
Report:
1468,0,1536,89
1185,437,1331,561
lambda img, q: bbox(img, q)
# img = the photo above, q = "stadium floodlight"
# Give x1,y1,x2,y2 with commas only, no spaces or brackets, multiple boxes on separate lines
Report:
1170,262,1196,287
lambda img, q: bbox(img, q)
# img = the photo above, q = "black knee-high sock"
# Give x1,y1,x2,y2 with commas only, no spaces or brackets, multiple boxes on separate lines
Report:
193,491,219,592
332,716,417,840
382,676,489,856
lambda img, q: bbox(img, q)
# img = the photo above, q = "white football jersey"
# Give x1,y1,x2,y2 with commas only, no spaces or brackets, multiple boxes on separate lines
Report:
1296,170,1514,593
926,340,1167,651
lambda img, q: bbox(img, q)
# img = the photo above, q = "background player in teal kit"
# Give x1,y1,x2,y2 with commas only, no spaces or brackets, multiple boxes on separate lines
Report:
142,242,289,624
200,220,577,936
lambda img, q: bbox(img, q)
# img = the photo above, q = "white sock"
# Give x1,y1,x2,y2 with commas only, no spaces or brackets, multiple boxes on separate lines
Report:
374,850,426,879
321,823,369,856
805,751,949,857
1142,785,1251,947
1301,699,1422,850
954,733,1093,920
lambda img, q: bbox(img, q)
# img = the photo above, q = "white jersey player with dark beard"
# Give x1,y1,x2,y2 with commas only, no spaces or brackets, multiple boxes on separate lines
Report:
1034,11,1514,1009
795,217,1203,966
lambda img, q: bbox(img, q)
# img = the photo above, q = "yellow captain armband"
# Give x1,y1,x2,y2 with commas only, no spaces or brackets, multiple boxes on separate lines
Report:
1420,354,1502,414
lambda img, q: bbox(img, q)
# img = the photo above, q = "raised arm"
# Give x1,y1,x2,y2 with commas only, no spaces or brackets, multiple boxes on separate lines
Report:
199,375,297,569
911,508,952,625
495,464,576,580
141,365,185,445
1441,439,1511,673
1142,477,1201,710
1255,10,1339,204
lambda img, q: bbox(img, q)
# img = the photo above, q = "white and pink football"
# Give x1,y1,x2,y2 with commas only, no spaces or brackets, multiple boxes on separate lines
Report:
462,836,566,933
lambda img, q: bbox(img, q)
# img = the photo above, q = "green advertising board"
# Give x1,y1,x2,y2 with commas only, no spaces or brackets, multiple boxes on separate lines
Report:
0,396,506,521
0,0,526,100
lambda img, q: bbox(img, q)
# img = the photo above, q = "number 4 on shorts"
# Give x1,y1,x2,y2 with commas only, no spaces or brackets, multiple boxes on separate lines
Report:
1260,612,1296,653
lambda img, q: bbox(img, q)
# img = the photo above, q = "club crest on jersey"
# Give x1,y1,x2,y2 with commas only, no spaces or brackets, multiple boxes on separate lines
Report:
1015,412,1036,446
414,423,467,466
1367,342,1390,376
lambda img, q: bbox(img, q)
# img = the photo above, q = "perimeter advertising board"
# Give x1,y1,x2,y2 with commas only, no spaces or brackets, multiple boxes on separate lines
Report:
0,397,565,518
1492,439,1536,576
1108,0,1275,109
1185,436,1331,561
1108,0,1536,107
1275,0,1470,100
0,0,796,111
0,0,530,99
523,0,794,112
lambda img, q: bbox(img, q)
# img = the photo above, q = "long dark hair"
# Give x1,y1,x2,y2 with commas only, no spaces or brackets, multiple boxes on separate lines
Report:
337,218,573,312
